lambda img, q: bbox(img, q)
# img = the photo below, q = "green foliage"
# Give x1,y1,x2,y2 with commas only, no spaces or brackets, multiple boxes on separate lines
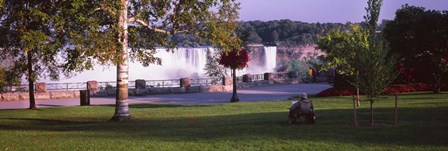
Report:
236,20,350,46
317,24,368,76
383,4,448,91
355,36,397,101
355,0,397,101
364,0,383,33
61,0,241,70
1,93,448,150
317,0,397,103
0,1,65,81
287,60,309,73
0,65,21,93
236,23,262,45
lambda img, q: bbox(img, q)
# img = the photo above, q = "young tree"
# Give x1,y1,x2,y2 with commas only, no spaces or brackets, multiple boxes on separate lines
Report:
219,48,249,102
0,1,65,109
318,0,396,126
360,0,398,125
317,25,365,126
61,0,240,121
204,49,228,85
364,0,382,34
355,36,397,125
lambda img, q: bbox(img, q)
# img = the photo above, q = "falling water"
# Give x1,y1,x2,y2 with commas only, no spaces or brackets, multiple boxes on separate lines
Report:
41,46,276,83
263,46,277,72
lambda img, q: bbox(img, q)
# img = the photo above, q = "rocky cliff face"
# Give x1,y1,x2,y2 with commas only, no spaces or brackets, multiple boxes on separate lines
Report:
247,44,325,72
276,44,324,70
277,44,324,62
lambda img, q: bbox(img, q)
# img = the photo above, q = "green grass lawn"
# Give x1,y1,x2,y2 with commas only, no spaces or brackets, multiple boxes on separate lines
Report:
1,92,448,151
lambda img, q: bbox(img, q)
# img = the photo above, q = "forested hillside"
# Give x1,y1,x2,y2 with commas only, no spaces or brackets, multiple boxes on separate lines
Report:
236,20,351,46
172,19,353,47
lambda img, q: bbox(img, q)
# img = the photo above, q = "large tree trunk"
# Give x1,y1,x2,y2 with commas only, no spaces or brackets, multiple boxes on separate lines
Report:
230,68,239,102
112,0,131,121
27,51,37,109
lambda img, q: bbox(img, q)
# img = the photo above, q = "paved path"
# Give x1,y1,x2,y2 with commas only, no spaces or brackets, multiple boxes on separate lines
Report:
0,83,331,110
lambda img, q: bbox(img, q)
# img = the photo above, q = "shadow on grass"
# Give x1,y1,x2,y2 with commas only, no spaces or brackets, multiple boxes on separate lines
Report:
130,104,213,109
0,106,447,147
96,103,211,109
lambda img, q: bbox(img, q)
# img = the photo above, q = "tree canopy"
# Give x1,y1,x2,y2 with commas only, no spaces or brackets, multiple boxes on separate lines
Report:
318,0,397,126
383,4,448,92
0,1,67,109
237,20,350,46
55,0,241,120
174,20,352,47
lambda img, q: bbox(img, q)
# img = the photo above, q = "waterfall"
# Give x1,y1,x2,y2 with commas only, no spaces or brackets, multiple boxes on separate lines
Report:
263,46,277,72
41,46,277,83
155,47,210,78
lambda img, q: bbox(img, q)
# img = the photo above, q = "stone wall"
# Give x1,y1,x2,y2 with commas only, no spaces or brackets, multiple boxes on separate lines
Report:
0,91,80,102
1,73,303,101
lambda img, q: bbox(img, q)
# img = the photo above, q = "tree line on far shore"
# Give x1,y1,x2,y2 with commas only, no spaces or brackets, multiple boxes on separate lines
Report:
174,20,356,47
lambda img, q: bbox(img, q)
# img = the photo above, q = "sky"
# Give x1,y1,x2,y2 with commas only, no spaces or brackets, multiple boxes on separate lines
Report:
237,0,448,23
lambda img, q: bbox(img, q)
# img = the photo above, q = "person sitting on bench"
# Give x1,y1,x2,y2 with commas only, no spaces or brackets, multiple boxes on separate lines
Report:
288,93,315,124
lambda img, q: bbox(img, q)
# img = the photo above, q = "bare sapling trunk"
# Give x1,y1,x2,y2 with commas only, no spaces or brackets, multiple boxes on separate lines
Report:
394,94,398,125
432,73,441,93
356,72,360,107
356,88,360,107
353,95,358,127
27,51,37,109
370,99,374,126
112,0,131,121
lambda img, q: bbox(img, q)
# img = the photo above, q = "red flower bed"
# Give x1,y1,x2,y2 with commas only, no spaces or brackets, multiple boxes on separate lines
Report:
411,83,433,91
383,83,432,95
316,88,354,97
316,83,432,97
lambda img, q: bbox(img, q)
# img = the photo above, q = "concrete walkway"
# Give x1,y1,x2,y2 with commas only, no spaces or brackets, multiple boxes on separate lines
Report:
0,83,331,110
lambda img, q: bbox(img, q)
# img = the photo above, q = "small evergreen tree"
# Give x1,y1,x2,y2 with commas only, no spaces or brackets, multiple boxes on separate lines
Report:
0,66,4,92
204,49,227,85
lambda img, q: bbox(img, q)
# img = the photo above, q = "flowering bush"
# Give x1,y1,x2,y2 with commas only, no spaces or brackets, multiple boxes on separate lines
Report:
316,88,354,97
219,48,249,70
410,83,432,91
382,83,432,95
396,63,416,83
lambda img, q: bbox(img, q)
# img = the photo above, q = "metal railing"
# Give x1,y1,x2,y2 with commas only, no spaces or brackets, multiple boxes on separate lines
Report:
1,85,29,93
1,72,306,93
146,79,180,88
46,82,87,91
274,72,288,79
236,76,243,83
250,74,264,81
97,81,116,90
191,78,213,86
